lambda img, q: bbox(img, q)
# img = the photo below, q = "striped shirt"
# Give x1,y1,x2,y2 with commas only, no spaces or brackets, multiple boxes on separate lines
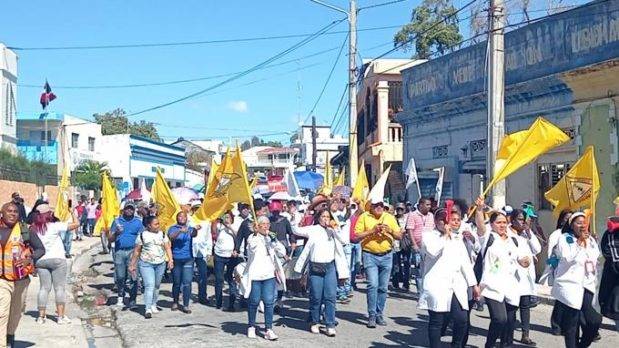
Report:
406,210,434,246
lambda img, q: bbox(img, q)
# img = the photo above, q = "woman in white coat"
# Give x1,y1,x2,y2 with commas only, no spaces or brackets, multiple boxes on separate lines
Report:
241,216,286,341
420,207,480,348
474,197,531,348
546,209,573,335
549,212,602,348
293,208,350,337
509,208,542,346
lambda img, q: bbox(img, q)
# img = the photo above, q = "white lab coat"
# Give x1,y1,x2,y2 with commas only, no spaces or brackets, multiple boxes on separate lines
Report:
419,229,477,312
551,234,600,310
240,234,287,298
513,230,542,297
189,216,213,259
293,224,350,280
479,231,524,306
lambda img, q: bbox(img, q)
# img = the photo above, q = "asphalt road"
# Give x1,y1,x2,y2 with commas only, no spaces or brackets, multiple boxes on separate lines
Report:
79,246,619,348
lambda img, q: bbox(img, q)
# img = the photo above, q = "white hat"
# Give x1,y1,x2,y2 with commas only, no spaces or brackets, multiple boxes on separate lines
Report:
366,165,391,206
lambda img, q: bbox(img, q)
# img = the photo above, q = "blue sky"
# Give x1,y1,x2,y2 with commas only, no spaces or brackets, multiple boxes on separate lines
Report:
3,0,581,145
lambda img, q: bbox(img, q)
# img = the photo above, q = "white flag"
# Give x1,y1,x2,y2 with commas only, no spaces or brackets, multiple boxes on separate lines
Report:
405,157,419,189
283,167,301,200
434,167,445,203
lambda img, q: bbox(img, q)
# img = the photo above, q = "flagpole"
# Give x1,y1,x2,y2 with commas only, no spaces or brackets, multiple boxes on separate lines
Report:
591,146,596,236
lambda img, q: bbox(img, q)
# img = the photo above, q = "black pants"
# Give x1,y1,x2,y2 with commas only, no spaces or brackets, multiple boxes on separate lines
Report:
519,295,534,335
391,249,411,289
462,299,476,347
551,300,563,333
558,290,602,348
485,298,518,348
428,294,468,348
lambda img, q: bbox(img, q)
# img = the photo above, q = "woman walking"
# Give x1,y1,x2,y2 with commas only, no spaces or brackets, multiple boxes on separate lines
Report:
420,207,479,347
599,215,619,331
293,208,350,337
214,212,238,311
509,209,542,346
129,216,173,319
474,197,530,348
169,212,198,313
241,216,286,340
31,204,80,324
550,212,602,347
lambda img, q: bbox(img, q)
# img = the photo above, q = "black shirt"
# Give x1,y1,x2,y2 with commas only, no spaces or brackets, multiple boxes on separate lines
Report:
234,217,252,256
270,215,295,248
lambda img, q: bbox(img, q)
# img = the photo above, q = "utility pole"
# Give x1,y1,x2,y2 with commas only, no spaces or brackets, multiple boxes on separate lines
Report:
308,0,357,185
348,0,358,187
312,115,317,172
487,0,506,209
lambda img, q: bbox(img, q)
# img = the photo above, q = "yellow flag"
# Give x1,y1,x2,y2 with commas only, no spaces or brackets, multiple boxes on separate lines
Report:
335,168,345,186
199,147,254,221
152,168,181,231
319,151,333,195
54,166,71,221
485,117,570,194
94,172,120,236
352,160,369,203
206,159,219,190
544,146,600,219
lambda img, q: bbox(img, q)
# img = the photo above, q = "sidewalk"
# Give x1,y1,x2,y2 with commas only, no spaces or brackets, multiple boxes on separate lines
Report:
14,236,100,347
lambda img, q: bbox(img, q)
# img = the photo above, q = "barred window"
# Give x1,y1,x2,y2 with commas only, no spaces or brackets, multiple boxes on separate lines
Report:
538,163,571,210
433,145,448,159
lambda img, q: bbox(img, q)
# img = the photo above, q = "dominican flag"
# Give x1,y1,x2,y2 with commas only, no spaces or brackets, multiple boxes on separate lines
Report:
40,81,57,109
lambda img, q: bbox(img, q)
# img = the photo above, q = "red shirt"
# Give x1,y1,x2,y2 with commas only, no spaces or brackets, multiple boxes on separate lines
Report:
349,214,360,244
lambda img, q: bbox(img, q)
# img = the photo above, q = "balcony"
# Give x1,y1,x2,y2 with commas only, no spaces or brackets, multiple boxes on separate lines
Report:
388,123,403,143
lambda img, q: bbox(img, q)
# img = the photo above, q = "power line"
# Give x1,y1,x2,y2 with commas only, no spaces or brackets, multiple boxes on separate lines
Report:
125,18,347,117
358,0,407,11
303,33,348,124
329,84,348,128
8,23,404,52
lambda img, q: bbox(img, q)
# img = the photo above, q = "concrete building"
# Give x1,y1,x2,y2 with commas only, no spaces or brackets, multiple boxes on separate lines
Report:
16,112,103,174
398,0,619,234
100,134,186,191
0,44,18,151
356,58,424,201
242,146,299,176
292,125,347,173
170,137,216,172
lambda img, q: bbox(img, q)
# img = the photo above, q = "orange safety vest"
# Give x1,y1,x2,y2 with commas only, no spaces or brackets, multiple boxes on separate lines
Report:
1,224,35,280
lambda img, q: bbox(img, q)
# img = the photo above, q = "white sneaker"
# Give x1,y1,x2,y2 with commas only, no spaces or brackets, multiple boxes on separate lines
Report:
247,327,256,339
151,305,159,314
264,329,278,341
57,316,72,325
326,328,336,337
310,324,320,334
35,316,46,324
115,297,124,308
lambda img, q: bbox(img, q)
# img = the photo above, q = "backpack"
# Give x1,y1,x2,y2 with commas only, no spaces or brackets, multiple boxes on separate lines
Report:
473,233,519,282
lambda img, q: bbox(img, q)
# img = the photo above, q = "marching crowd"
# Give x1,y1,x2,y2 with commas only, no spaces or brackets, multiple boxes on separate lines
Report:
0,190,618,348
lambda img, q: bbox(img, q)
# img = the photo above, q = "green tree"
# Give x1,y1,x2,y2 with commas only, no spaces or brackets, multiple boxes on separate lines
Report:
93,108,160,141
74,160,108,191
394,0,463,59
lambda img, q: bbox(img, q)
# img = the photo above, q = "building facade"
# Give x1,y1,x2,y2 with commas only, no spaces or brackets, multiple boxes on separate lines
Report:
16,112,103,174
0,44,18,151
356,58,423,201
292,125,347,173
100,134,186,191
398,0,619,234
242,146,299,176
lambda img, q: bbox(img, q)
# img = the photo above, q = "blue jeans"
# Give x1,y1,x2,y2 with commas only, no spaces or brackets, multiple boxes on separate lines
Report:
195,257,209,302
214,255,237,308
363,251,393,318
411,249,424,294
86,218,96,236
309,261,337,328
114,248,138,302
337,245,352,298
248,277,276,329
172,258,194,307
138,260,166,311
63,230,73,255
350,243,361,289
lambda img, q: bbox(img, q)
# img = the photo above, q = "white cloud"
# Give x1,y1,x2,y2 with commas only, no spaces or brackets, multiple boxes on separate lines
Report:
227,100,248,113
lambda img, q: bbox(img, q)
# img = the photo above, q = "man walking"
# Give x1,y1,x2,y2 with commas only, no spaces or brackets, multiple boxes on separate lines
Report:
85,198,98,237
406,197,434,297
0,202,46,347
108,204,143,308
354,199,402,328
9,194,26,223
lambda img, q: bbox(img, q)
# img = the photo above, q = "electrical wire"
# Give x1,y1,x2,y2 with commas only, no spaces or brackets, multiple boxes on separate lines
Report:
330,84,348,128
358,0,407,11
125,18,346,117
303,33,349,124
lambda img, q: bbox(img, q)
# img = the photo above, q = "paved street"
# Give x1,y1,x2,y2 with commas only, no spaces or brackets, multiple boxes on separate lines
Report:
73,243,619,348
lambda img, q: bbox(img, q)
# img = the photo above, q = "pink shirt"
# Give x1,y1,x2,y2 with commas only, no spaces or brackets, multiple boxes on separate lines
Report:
406,210,435,246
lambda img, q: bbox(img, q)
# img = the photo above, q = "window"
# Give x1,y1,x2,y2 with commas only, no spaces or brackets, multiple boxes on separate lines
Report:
71,133,79,148
433,145,448,159
88,137,95,152
39,130,52,145
470,139,487,159
538,162,571,210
